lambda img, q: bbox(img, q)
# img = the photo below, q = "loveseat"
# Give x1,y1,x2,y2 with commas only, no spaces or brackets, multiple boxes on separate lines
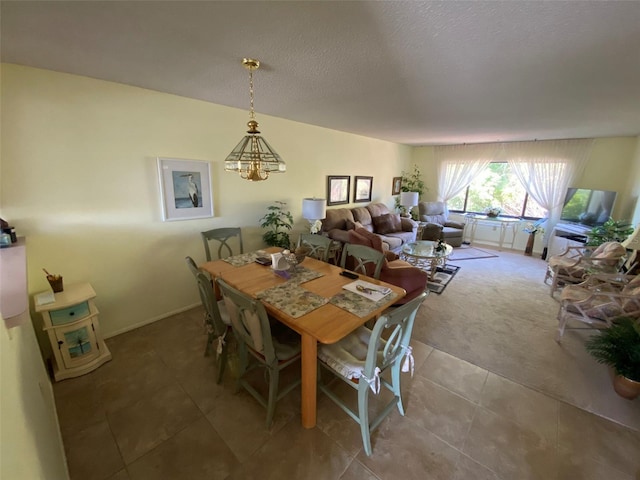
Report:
321,203,417,253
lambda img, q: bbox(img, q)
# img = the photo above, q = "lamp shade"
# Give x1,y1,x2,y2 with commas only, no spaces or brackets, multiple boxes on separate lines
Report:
622,224,640,250
399,191,419,208
302,198,327,221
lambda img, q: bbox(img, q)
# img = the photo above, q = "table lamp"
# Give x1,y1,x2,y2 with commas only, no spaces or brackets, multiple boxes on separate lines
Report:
399,191,419,218
302,198,327,233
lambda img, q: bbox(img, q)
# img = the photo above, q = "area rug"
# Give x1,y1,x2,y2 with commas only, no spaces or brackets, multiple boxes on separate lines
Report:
448,245,499,261
427,264,460,294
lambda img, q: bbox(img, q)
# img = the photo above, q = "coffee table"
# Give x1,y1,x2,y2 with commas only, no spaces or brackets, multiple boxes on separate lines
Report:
401,240,453,281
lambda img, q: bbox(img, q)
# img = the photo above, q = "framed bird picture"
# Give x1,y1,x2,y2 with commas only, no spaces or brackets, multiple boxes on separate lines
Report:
157,157,214,221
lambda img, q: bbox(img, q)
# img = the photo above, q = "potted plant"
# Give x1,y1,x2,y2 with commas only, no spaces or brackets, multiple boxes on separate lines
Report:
395,165,427,220
586,218,634,246
259,201,294,250
584,317,640,399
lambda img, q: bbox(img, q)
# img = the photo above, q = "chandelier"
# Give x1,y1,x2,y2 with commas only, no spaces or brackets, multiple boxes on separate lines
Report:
224,58,286,181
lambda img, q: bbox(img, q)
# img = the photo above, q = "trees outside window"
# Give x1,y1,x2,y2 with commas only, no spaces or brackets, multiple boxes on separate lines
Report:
448,163,545,219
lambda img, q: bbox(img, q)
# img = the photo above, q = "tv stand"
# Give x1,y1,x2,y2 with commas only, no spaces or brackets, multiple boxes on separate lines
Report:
548,223,590,259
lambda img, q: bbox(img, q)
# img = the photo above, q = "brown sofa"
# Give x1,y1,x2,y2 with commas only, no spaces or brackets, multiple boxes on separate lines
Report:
321,202,417,253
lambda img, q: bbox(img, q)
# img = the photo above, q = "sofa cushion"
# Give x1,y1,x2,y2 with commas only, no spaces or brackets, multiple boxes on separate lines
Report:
351,207,374,231
366,203,392,219
354,228,397,260
345,219,364,231
372,213,402,234
322,208,355,232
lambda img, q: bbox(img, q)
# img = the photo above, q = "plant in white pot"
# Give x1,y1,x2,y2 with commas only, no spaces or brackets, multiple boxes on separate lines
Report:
584,317,640,399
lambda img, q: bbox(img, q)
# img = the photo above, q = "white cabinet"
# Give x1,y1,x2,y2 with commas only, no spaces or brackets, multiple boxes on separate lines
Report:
35,282,111,381
547,223,590,259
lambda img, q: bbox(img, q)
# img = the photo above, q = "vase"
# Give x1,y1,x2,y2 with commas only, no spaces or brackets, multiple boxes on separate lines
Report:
486,213,499,218
613,373,640,400
524,232,535,256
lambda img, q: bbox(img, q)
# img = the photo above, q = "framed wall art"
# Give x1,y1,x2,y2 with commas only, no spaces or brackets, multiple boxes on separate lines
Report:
327,175,350,206
392,176,402,195
353,176,373,203
157,157,214,221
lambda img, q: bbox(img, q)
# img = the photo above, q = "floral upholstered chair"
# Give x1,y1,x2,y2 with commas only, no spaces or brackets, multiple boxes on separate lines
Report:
545,241,627,296
556,273,640,341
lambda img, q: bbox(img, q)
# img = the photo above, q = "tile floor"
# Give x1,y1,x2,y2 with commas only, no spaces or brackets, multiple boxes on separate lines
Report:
54,304,640,480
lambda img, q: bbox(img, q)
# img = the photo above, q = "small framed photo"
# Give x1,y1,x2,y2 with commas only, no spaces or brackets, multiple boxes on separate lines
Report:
354,176,373,203
157,157,214,221
327,175,350,206
392,176,402,195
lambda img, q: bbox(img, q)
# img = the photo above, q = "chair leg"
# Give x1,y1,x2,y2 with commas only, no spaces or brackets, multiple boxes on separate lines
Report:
216,343,228,384
358,383,372,456
390,364,405,416
266,367,279,429
235,344,248,393
556,313,568,343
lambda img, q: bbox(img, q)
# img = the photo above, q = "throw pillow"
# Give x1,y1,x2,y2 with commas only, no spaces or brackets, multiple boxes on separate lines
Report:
345,219,364,231
372,213,401,235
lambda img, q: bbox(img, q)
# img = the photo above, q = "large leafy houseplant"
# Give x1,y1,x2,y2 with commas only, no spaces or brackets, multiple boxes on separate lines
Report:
585,317,640,399
259,201,294,250
586,218,634,246
395,165,427,220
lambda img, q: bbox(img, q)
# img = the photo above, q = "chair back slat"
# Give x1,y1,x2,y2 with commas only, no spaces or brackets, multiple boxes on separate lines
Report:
340,244,384,279
201,227,243,261
298,233,331,262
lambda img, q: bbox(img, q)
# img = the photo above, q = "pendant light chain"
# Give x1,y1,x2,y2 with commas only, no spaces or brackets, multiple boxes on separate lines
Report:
248,66,256,122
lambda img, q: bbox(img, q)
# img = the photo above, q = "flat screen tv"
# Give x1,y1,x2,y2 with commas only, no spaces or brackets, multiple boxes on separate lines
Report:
560,188,617,227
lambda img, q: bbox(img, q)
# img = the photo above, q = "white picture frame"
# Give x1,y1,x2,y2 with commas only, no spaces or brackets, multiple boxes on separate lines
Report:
157,157,214,221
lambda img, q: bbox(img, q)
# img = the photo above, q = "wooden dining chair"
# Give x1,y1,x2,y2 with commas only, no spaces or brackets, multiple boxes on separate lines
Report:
201,227,243,261
317,291,428,456
340,243,385,279
297,233,332,262
216,277,301,428
185,256,231,383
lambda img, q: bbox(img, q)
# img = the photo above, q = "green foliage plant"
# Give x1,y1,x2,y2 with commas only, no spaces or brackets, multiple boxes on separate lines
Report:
259,201,294,250
395,165,427,220
586,218,634,246
585,317,640,381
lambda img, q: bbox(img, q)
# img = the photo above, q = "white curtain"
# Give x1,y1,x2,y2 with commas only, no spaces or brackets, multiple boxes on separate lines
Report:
504,139,593,228
435,143,502,202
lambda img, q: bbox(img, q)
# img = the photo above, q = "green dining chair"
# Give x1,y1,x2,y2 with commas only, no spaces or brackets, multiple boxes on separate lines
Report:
185,256,231,383
216,277,301,428
317,291,428,456
340,243,385,279
297,233,332,262
201,227,243,261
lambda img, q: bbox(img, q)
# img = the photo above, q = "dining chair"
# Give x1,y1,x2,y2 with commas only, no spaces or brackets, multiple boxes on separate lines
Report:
340,243,385,279
216,277,301,428
297,233,332,262
317,291,428,456
185,256,231,383
201,227,243,261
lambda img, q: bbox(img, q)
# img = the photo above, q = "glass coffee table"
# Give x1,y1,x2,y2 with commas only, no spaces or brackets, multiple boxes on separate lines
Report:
401,240,453,281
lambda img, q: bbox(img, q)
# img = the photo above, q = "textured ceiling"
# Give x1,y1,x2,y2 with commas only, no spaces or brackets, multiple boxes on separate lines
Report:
2,1,640,146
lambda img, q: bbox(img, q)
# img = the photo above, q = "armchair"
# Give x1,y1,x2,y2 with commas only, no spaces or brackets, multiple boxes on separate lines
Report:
556,273,640,341
417,201,465,247
544,241,627,296
345,228,428,304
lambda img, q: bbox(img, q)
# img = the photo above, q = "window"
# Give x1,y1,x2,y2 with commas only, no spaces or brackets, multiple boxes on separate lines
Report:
449,163,546,219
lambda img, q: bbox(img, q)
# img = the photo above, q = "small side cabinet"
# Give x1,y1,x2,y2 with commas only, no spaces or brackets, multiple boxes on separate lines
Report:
35,282,111,381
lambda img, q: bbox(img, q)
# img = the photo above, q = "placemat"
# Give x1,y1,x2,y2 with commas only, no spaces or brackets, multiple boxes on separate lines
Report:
330,290,400,318
257,283,328,318
223,250,268,267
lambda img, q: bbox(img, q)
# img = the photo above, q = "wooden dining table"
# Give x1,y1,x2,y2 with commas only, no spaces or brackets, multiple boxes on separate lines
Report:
200,248,406,428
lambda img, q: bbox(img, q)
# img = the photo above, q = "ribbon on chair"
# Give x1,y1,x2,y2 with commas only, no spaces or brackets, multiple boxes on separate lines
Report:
216,330,227,357
401,345,414,376
361,367,381,394
203,313,214,334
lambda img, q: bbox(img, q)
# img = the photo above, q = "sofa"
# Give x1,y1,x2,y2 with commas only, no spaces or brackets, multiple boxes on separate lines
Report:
321,202,417,253
418,201,465,247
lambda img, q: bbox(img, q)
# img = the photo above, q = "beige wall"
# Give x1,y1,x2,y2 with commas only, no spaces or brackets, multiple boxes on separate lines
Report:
0,64,412,337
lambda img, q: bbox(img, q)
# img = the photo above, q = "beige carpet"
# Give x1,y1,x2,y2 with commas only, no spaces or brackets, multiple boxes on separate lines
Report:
448,245,499,261
412,245,640,431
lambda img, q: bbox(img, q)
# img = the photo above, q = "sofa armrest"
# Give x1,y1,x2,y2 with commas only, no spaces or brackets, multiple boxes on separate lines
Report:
382,261,429,300
421,223,443,241
327,229,351,244
400,217,418,233
444,221,465,230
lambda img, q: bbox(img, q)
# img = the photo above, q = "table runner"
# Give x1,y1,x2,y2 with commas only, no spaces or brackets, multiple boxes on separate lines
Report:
223,250,268,267
330,290,400,318
257,283,329,318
